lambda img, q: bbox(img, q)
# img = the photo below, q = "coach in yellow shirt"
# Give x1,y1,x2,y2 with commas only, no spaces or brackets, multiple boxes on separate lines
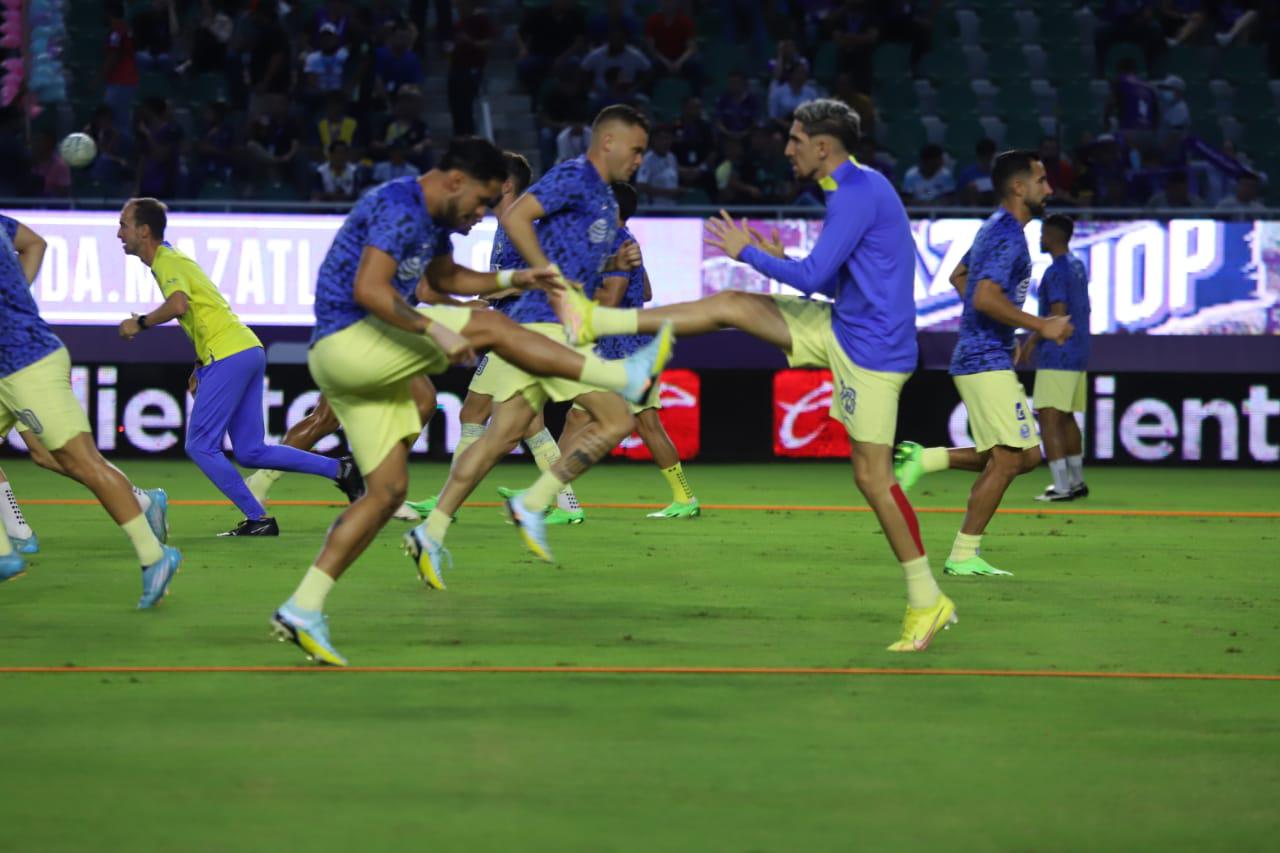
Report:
116,198,363,536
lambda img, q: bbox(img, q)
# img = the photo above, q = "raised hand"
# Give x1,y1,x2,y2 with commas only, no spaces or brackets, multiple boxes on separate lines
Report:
704,209,754,260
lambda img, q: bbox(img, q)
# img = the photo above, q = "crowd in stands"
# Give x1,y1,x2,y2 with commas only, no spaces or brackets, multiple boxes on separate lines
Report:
2,0,1273,212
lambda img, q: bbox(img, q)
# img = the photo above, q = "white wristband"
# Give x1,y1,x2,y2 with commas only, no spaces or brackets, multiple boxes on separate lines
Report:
496,270,515,289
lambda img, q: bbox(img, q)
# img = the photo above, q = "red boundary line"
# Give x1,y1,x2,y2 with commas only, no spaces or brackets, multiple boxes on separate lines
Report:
20,499,1280,519
0,666,1276,681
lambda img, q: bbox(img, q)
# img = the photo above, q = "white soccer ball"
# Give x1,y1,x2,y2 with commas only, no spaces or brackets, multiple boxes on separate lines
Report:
58,132,98,168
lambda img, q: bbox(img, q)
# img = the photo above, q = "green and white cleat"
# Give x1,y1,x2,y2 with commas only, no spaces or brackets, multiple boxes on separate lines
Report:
546,507,585,525
646,499,701,519
893,441,926,492
400,496,438,521
943,555,1013,577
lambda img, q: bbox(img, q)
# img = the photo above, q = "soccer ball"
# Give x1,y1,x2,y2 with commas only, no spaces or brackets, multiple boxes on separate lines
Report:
58,132,97,168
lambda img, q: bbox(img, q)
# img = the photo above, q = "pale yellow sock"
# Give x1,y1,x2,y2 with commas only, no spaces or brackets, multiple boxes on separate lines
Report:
577,353,628,391
922,447,950,473
450,423,485,472
592,306,640,336
121,513,164,565
425,509,452,543
246,468,284,502
290,566,335,612
525,428,562,470
660,463,694,503
522,469,567,513
948,532,982,563
901,555,941,609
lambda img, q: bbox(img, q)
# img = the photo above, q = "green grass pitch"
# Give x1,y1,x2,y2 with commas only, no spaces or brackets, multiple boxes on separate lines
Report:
1,459,1277,851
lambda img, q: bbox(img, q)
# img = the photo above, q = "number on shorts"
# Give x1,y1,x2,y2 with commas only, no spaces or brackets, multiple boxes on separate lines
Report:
1015,402,1027,421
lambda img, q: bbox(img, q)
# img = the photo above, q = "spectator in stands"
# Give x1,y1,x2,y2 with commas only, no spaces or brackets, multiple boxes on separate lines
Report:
134,97,185,198
245,108,301,187
104,2,140,131
194,100,236,186
132,0,178,73
1039,136,1078,205
304,23,351,110
1076,134,1133,206
901,143,955,204
769,39,809,83
830,72,877,141
672,95,715,186
447,0,496,137
588,0,642,47
30,129,71,197
1095,0,1166,75
1107,57,1160,151
375,22,425,105
768,63,821,122
1155,74,1190,153
516,0,588,98
715,70,761,140
748,124,797,204
312,0,355,46
645,0,703,91
854,136,896,182
187,0,236,76
557,122,592,163
537,70,591,170
1146,170,1204,208
880,0,938,71
636,125,682,204
589,67,646,115
582,27,652,96
371,139,421,184
85,104,133,188
1215,173,1265,212
312,141,361,201
955,138,997,206
714,135,764,203
244,3,293,118
372,85,433,170
315,93,361,160
829,0,879,94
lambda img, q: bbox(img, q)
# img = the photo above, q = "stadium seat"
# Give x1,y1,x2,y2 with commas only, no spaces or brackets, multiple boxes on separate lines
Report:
1218,45,1266,84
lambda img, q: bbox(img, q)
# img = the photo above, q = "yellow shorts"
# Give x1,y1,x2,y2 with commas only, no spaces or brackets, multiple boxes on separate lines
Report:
308,307,471,474
0,347,91,452
954,370,1040,452
467,322,615,412
1033,369,1087,413
774,295,910,446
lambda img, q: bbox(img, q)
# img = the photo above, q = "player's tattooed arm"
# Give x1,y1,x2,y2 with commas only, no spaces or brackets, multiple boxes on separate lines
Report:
427,255,562,297
415,274,469,306
353,245,432,334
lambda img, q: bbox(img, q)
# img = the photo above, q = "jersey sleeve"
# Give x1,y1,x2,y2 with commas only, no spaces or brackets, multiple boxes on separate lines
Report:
0,214,18,244
968,228,1020,290
739,188,872,295
152,254,193,299
1040,264,1067,307
364,190,415,261
529,164,582,217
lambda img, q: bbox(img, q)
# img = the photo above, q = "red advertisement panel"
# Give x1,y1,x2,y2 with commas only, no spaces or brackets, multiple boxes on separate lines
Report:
773,369,850,458
611,369,701,461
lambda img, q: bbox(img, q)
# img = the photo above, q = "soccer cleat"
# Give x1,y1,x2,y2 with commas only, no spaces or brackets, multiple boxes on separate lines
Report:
893,441,926,492
144,488,168,543
1034,485,1075,502
557,281,598,346
887,594,958,652
218,517,280,537
0,552,26,583
647,499,701,519
271,602,348,667
334,455,365,503
392,501,421,521
1071,482,1090,499
546,507,586,525
402,496,439,519
943,555,1013,577
621,320,675,404
9,532,39,554
505,491,554,563
402,525,451,590
138,545,182,609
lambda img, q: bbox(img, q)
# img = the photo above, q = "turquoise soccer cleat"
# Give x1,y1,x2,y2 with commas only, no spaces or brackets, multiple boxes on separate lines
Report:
9,532,39,554
0,551,27,583
504,491,554,563
143,488,169,544
138,545,182,609
621,320,675,404
271,602,348,667
402,524,451,591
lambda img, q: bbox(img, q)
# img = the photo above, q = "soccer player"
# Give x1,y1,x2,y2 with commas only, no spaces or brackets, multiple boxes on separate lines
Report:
117,198,364,537
894,150,1073,577
1019,214,1090,501
406,106,671,576
400,151,586,525
558,181,700,519
270,137,670,665
0,213,179,604
557,99,956,652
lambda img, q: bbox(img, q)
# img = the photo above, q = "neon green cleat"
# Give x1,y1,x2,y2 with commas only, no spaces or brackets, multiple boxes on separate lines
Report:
943,555,1013,577
887,594,957,652
557,280,597,346
646,499,701,519
401,496,438,520
893,441,926,492
546,508,586,525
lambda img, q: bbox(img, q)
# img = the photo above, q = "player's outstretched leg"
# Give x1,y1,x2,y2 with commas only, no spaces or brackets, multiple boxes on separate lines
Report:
559,287,791,351
0,465,38,554
635,408,700,519
274,441,413,666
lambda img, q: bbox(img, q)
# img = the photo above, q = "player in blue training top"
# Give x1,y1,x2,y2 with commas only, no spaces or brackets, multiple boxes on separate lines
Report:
270,137,670,666
1018,214,1091,501
0,213,179,605
558,180,701,519
894,150,1073,578
558,99,957,653
406,105,674,574
400,151,587,525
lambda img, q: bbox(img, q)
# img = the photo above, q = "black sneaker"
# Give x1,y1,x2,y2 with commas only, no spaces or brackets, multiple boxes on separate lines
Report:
218,517,279,537
334,455,365,503
1071,482,1090,499
1034,485,1075,502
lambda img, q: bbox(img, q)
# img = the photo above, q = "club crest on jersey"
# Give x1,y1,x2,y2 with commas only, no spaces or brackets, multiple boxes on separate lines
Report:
588,218,611,244
1016,276,1031,304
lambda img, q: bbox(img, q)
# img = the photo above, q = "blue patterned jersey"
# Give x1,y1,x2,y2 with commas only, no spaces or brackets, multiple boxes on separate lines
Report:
589,226,652,359
311,177,454,344
1036,253,1091,371
507,157,619,324
486,224,522,318
0,214,64,379
949,208,1032,376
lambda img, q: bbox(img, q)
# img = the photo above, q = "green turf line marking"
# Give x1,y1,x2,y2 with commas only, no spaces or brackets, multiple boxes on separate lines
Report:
1,666,1277,681
22,498,1280,519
